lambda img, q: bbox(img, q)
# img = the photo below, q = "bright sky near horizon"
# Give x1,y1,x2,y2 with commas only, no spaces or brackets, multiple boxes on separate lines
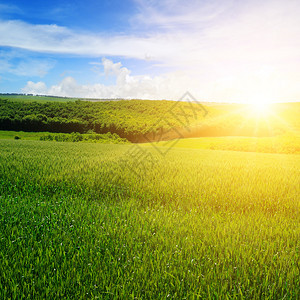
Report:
0,0,299,102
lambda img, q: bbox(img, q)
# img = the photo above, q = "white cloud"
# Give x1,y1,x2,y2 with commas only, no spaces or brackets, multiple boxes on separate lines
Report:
132,0,231,30
22,81,48,95
2,0,300,101
0,19,162,59
21,57,300,102
22,58,193,99
1,0,299,65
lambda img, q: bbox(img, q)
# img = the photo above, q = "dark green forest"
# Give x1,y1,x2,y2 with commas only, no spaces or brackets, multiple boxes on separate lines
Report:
0,99,299,142
0,99,209,141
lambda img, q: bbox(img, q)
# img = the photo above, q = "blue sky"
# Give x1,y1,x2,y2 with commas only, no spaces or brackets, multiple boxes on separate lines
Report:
0,0,299,102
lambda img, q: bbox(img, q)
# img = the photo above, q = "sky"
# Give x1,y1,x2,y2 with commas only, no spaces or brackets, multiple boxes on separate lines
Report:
0,0,299,102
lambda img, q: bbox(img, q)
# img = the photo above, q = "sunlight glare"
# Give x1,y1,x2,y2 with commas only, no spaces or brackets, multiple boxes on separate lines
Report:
247,95,273,117
251,101,271,114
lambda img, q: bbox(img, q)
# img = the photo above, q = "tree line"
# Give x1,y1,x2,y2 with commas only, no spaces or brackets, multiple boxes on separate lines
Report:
1,99,295,141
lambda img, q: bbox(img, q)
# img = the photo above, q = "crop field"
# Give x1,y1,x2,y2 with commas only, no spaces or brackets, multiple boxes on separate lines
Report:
156,135,300,154
0,139,299,299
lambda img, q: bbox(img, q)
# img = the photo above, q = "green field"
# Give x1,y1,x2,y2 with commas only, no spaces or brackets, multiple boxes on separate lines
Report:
0,130,47,140
0,94,81,102
0,139,299,299
156,135,300,154
2,130,299,154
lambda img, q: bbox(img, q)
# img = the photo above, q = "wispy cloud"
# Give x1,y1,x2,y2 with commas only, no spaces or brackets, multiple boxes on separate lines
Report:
22,57,300,102
22,58,192,99
0,3,22,14
2,0,300,101
132,0,231,30
0,49,55,77
1,1,299,64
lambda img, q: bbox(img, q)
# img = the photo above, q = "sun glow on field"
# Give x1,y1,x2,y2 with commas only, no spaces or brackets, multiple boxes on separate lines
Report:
246,95,274,117
250,100,272,115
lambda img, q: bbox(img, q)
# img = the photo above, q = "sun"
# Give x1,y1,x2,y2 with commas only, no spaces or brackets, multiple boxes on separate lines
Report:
251,101,271,114
247,97,273,116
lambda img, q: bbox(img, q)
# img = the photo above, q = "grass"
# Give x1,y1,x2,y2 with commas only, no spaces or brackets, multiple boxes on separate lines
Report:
0,95,80,102
2,130,299,154
154,134,300,154
0,130,49,140
0,139,299,298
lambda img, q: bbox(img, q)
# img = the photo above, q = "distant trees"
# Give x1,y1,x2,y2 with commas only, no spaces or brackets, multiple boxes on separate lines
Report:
39,132,128,143
0,99,181,141
0,99,297,142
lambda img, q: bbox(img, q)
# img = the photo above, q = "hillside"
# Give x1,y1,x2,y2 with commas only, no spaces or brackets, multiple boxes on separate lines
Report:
0,99,299,142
